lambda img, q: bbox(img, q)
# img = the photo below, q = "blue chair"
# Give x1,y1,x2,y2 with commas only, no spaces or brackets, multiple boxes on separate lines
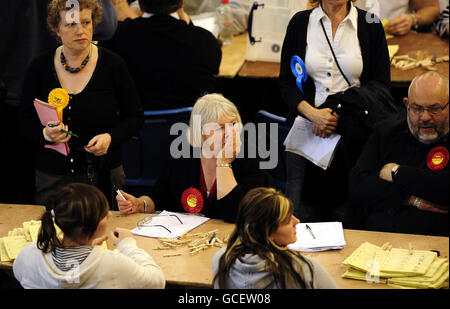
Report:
122,107,193,194
255,110,289,192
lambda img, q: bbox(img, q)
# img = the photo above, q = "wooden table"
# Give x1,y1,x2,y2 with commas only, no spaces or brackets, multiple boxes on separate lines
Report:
388,32,449,86
236,32,449,85
1,204,448,289
218,33,248,78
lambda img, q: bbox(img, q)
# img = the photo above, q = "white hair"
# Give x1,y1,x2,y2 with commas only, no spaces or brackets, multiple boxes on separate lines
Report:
188,93,242,147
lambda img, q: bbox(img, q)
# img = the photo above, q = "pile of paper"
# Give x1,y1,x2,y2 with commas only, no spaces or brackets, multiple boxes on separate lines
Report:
342,242,449,289
288,222,346,252
284,116,341,170
0,220,106,262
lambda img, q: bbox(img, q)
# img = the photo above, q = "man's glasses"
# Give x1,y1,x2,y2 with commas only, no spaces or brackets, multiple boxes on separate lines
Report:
408,102,449,116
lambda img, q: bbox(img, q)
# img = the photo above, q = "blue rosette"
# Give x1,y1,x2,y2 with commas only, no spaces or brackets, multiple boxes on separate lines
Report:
290,56,307,94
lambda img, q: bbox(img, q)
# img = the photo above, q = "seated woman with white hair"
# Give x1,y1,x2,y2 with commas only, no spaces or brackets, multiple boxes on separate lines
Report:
117,93,275,223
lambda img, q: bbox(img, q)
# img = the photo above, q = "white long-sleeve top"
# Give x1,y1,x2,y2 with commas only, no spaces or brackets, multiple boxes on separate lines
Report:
13,238,165,289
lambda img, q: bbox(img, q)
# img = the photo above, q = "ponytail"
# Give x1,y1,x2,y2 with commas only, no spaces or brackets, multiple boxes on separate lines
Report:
37,208,61,253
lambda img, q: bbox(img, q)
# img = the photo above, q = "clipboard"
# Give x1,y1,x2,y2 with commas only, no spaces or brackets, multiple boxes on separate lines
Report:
33,98,69,156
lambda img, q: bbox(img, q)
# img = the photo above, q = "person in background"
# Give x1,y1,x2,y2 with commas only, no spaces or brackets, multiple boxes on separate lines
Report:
116,94,275,223
279,0,396,224
18,0,143,207
434,3,449,39
350,72,449,236
354,0,440,35
212,187,338,289
13,183,165,289
103,0,221,111
0,0,118,205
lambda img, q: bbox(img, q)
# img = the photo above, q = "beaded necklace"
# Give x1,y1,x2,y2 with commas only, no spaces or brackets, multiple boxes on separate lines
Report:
60,44,92,74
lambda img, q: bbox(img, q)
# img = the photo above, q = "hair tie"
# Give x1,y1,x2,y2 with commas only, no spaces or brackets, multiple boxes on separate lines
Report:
50,209,55,218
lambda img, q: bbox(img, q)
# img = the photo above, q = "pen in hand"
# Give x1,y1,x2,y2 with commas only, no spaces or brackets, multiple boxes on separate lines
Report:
114,185,126,201
47,123,79,138
305,224,316,240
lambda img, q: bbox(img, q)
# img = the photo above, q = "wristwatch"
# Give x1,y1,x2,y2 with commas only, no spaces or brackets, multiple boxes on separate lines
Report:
410,13,419,30
391,165,400,182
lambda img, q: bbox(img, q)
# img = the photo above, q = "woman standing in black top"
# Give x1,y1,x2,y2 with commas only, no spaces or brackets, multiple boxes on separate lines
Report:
279,0,395,224
19,0,143,207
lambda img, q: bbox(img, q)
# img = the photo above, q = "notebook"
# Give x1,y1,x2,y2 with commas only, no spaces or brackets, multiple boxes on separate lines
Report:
288,222,346,252
33,98,69,156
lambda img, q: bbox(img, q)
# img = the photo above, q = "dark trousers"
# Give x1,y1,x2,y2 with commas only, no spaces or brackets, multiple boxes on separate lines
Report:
35,165,125,210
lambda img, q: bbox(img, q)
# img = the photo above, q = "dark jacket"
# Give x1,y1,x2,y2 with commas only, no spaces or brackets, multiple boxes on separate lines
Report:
349,120,449,236
19,48,144,176
102,15,222,110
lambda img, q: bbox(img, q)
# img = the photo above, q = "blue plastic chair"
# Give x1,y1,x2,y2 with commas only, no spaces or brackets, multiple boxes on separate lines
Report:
255,110,289,192
122,107,193,193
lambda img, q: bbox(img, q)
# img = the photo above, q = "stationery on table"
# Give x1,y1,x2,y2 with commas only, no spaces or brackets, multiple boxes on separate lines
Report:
33,99,69,156
131,210,210,239
288,222,346,252
284,116,341,170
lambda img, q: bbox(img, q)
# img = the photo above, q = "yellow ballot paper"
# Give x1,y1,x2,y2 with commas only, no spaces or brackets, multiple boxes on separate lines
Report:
342,242,447,289
382,19,394,40
388,45,399,61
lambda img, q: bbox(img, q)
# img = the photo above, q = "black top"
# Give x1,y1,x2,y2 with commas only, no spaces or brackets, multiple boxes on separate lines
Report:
19,47,144,175
279,8,391,127
0,0,117,107
151,153,276,223
102,15,222,110
349,120,449,235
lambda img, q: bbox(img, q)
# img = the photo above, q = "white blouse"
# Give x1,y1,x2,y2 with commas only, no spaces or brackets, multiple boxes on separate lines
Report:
305,3,363,107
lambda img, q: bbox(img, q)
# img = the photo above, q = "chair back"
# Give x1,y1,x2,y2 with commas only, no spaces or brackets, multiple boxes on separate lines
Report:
122,107,193,191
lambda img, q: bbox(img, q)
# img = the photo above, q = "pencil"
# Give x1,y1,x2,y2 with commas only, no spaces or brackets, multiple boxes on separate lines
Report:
47,123,79,138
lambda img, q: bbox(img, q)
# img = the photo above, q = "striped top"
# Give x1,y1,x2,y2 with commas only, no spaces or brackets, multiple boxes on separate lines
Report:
52,246,93,271
435,5,449,39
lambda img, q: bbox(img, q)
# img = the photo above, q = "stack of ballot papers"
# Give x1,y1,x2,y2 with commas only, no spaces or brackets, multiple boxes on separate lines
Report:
288,222,346,252
284,116,341,170
0,220,106,262
342,242,449,289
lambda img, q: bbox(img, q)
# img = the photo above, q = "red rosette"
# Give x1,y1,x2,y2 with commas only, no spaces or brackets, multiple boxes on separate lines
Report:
426,146,449,171
181,187,204,214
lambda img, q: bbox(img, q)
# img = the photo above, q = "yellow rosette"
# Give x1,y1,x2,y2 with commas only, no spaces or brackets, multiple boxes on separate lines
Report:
48,88,70,121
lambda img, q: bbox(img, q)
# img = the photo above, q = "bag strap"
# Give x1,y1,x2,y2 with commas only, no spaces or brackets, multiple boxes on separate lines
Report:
319,19,352,88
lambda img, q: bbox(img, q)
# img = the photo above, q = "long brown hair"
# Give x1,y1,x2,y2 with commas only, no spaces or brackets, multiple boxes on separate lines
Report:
37,183,109,253
214,187,313,288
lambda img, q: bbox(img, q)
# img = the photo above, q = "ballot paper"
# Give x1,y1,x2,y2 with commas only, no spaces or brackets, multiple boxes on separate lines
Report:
284,116,341,170
131,211,210,239
342,242,447,289
288,222,346,252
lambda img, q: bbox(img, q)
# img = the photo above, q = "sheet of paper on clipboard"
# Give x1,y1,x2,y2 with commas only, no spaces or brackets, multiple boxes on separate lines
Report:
33,98,69,156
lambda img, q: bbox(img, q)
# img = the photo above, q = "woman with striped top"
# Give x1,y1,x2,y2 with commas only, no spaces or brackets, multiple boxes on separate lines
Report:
13,183,165,289
435,4,449,38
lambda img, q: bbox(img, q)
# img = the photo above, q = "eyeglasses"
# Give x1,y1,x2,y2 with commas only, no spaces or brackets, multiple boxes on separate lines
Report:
408,102,449,116
137,212,184,234
86,152,95,184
